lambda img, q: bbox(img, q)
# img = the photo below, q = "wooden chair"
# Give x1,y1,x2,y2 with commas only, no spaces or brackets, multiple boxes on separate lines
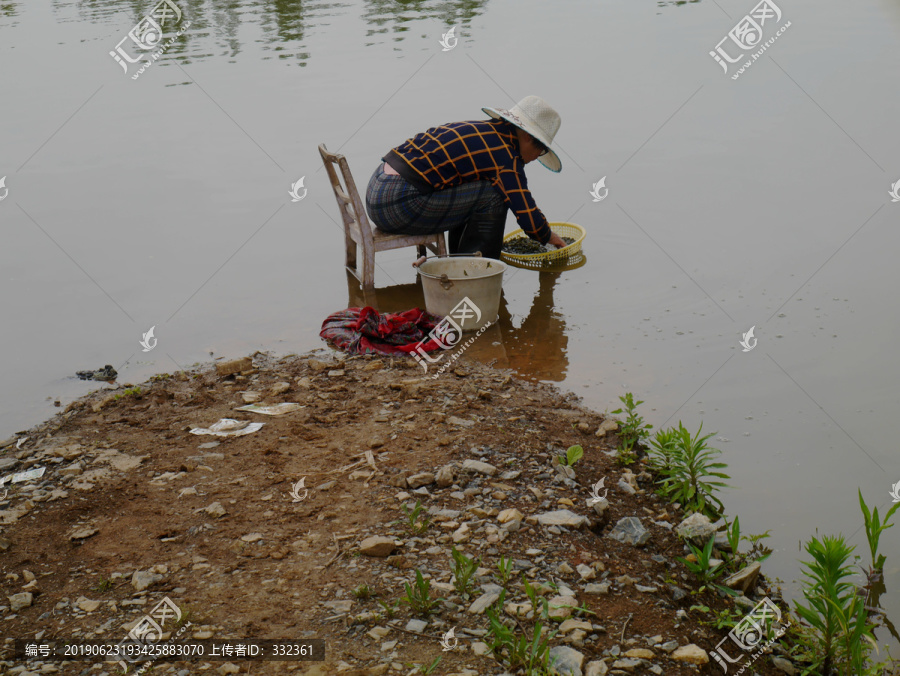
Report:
318,143,447,291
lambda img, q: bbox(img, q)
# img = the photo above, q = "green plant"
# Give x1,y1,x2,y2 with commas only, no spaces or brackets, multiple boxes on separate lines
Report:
647,426,680,474
377,598,400,619
400,570,440,616
352,583,373,600
677,535,726,584
450,546,481,597
484,588,557,673
496,555,514,588
742,529,773,562
410,656,442,674
793,534,877,675
93,577,114,593
556,445,584,467
400,500,431,534
653,422,730,519
859,489,900,572
113,386,143,401
611,393,653,464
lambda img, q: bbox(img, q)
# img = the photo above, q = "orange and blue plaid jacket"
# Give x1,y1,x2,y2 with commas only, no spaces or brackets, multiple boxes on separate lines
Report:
384,118,551,243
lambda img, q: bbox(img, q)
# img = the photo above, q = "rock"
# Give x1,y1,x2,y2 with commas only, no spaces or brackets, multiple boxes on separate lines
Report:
675,513,717,544
368,436,385,449
670,644,709,665
241,533,263,542
471,641,490,656
131,570,163,592
611,659,641,671
452,523,470,543
462,459,498,476
559,619,592,633
203,502,227,518
435,465,455,487
359,536,396,557
558,562,575,575
548,645,585,675
468,592,500,615
595,419,618,437
363,360,384,371
240,391,261,403
497,508,524,524
576,564,595,581
69,527,98,540
270,381,291,396
322,600,352,614
724,561,762,594
218,664,241,675
307,358,329,371
625,649,655,659
406,473,435,489
607,517,650,546
584,582,610,595
616,479,636,495
771,656,798,675
404,618,428,633
536,509,589,529
76,597,101,613
548,595,578,620
8,592,33,612
635,584,658,593
22,570,35,583
216,357,252,376
0,458,18,471
447,416,475,427
588,497,609,516
584,661,609,676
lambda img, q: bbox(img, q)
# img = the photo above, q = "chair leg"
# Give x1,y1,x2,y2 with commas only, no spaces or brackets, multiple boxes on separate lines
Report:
436,233,447,257
346,236,358,272
362,247,376,291
417,245,426,257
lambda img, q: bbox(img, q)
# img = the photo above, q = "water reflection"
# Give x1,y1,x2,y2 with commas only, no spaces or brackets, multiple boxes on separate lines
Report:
41,0,492,67
345,268,569,382
362,0,490,44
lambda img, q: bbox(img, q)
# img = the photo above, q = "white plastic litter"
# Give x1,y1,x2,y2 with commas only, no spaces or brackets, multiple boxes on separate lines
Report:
0,466,46,487
234,403,304,416
189,418,264,437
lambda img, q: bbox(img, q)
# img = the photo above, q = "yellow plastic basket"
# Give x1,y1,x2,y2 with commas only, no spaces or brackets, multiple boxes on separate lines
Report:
500,222,586,270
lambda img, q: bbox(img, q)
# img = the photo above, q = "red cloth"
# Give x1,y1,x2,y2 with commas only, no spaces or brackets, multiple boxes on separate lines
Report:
320,307,445,356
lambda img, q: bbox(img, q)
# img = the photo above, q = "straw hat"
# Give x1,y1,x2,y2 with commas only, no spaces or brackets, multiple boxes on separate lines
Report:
483,95,562,172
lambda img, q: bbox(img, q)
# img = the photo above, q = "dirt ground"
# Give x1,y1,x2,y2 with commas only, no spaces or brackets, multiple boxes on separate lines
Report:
0,350,790,675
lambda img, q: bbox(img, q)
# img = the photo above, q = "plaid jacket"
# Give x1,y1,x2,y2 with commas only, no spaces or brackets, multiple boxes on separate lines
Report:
384,119,552,243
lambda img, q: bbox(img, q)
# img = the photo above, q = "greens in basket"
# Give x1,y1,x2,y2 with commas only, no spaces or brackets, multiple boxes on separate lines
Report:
502,236,575,256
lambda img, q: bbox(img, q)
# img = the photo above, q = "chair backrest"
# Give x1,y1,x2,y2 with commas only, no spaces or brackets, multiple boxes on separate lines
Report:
318,143,374,250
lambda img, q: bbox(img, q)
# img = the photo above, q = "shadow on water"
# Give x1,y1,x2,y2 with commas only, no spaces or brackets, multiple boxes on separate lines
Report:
345,266,570,382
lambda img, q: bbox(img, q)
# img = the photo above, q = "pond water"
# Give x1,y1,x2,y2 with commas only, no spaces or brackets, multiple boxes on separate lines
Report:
2,0,899,652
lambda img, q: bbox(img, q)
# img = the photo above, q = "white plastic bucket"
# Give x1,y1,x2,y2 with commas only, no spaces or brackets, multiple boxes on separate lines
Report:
417,256,506,332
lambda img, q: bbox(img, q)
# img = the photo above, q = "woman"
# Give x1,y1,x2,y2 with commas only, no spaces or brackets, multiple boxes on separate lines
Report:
365,95,568,259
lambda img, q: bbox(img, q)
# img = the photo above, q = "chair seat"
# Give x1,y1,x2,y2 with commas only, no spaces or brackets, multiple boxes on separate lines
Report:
371,228,441,246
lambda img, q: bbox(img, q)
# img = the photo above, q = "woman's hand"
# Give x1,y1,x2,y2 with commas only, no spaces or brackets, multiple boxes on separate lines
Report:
547,232,567,249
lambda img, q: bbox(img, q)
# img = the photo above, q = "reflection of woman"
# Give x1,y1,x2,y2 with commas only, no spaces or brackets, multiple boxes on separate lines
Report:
497,271,568,381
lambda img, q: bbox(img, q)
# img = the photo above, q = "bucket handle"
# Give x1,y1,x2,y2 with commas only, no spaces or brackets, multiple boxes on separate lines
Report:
439,273,453,290
412,251,481,269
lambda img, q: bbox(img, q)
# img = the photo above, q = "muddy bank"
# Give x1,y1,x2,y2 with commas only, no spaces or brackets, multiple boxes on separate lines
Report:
0,350,787,675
